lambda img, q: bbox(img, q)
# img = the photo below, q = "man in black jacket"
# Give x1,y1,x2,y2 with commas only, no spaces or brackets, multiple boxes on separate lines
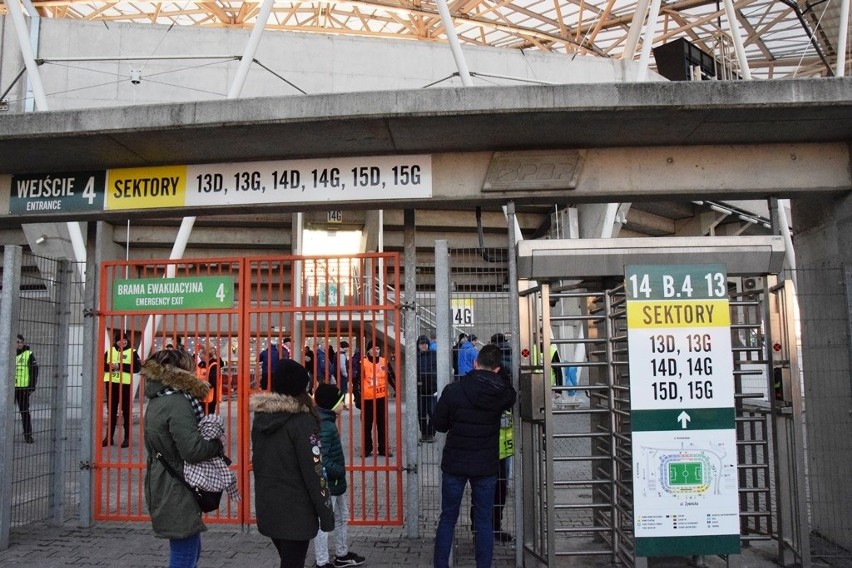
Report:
432,344,516,568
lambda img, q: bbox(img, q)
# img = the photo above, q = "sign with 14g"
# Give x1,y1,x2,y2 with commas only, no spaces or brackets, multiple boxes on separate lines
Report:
185,154,431,206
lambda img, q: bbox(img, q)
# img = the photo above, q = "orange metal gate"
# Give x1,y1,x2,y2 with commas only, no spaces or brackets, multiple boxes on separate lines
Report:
94,253,403,525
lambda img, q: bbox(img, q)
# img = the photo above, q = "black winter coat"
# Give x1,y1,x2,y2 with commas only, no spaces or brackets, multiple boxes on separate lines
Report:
250,392,335,540
433,369,516,477
416,349,437,396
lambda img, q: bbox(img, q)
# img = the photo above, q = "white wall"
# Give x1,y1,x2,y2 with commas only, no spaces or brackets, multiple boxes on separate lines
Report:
1,17,656,112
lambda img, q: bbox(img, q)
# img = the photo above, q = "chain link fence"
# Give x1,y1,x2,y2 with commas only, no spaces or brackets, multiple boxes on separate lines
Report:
4,249,86,528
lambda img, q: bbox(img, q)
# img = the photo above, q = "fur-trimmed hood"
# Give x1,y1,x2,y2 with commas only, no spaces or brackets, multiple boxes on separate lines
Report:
250,392,315,436
142,360,210,400
250,392,312,414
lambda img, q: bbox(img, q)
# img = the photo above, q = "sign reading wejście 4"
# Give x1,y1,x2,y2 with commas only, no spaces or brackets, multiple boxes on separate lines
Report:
113,276,234,311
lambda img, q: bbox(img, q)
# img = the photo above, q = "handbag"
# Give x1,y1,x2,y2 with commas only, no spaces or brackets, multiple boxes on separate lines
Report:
154,452,223,513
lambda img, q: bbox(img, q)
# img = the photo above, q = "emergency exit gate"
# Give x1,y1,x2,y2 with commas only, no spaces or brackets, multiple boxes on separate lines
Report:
94,253,404,526
515,236,808,567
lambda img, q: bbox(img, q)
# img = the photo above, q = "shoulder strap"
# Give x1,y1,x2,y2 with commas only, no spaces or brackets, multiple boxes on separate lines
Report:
154,452,194,491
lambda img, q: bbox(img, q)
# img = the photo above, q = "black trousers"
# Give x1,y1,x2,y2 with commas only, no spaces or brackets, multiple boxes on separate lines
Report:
416,388,435,438
362,396,387,456
105,381,131,442
271,538,310,568
14,387,33,436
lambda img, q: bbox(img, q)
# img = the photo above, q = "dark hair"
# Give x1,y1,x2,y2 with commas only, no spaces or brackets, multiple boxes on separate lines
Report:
114,330,129,344
340,340,349,349
16,334,25,342
476,344,503,371
146,348,195,372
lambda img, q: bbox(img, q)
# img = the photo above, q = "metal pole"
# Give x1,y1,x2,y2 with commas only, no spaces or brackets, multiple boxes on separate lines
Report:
434,238,451,563
50,259,72,525
227,0,275,99
79,222,105,528
635,0,664,81
0,245,24,550
722,0,753,79
622,0,651,60
434,0,474,86
5,0,47,110
506,201,523,567
836,0,849,76
775,199,798,289
403,209,419,538
435,240,451,395
293,212,304,355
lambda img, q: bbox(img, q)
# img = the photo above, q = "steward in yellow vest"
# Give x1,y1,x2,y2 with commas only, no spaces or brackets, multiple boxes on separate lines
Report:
14,334,38,443
102,332,141,448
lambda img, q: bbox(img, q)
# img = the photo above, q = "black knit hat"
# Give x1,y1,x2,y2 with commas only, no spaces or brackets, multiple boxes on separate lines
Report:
271,359,311,396
417,335,430,345
314,383,344,410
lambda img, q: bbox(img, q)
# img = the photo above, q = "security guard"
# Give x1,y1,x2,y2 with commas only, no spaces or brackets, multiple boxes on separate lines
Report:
103,331,141,448
14,334,38,443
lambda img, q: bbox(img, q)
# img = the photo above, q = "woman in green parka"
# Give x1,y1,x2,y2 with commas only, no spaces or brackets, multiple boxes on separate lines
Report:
143,349,222,568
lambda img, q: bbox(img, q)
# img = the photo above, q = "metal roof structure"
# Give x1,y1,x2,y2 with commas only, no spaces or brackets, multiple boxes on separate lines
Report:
3,0,849,80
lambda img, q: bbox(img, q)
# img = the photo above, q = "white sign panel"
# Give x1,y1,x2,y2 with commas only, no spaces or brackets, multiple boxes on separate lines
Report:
627,325,734,411
186,154,431,206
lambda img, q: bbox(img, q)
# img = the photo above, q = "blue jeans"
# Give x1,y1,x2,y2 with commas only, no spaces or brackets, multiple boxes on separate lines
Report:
169,533,201,568
564,366,578,397
434,472,497,568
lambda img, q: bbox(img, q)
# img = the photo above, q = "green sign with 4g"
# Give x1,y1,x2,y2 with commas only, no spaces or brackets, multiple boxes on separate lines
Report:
112,276,235,311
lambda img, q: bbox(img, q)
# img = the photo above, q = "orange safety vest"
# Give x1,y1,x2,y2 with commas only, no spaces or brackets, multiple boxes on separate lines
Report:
196,363,217,404
360,356,389,400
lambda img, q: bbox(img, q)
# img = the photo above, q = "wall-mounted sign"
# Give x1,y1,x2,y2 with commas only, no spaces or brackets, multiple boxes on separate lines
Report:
10,155,432,215
10,170,106,214
112,276,235,311
625,264,740,558
451,298,474,327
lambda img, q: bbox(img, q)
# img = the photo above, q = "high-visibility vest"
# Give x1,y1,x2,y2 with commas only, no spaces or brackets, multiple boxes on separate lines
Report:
360,357,389,399
197,362,218,404
104,347,134,384
533,344,561,386
15,350,33,388
498,410,514,459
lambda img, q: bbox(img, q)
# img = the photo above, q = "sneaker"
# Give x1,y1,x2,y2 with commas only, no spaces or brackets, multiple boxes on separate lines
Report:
334,552,366,567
